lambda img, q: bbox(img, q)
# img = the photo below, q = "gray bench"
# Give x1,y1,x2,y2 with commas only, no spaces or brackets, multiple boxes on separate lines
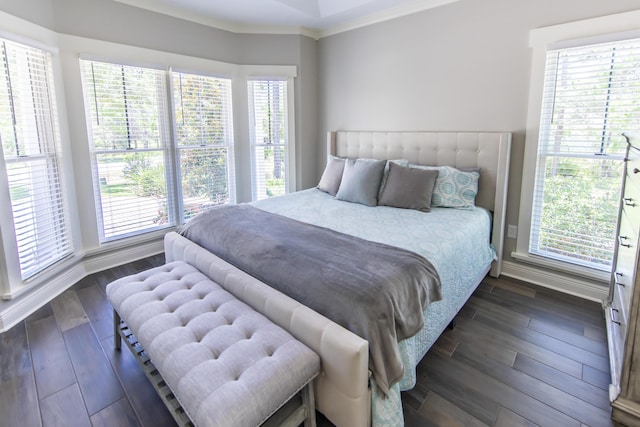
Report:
106,260,320,427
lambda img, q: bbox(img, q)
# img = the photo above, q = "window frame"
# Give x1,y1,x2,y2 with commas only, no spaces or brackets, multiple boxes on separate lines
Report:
77,49,297,243
247,77,296,201
514,10,640,281
80,60,174,242
80,59,242,242
170,69,237,223
0,37,75,297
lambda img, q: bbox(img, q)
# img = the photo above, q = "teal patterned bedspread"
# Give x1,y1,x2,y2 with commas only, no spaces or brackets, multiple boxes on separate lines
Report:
253,189,495,426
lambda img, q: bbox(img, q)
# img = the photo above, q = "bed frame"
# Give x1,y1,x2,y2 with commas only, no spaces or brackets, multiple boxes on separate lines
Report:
328,131,511,277
164,130,511,427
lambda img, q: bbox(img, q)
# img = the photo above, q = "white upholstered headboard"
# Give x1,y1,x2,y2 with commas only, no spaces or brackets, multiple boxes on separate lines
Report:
327,131,512,277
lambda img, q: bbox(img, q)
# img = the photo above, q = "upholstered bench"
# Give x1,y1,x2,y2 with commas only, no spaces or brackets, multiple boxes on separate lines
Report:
106,261,320,427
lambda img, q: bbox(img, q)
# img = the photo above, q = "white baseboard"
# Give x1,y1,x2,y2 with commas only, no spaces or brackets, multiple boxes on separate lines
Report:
501,260,609,303
0,263,86,332
83,238,164,275
0,238,164,332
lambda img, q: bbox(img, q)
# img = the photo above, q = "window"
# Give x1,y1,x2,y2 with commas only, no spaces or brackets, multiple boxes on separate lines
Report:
248,79,291,200
0,39,72,280
526,38,640,270
80,61,170,240
173,71,235,222
80,60,235,241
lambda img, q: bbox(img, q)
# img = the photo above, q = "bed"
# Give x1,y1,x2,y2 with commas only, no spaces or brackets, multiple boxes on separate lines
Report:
164,130,512,426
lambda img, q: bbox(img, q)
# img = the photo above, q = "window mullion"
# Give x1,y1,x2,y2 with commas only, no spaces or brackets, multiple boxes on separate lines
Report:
165,68,182,225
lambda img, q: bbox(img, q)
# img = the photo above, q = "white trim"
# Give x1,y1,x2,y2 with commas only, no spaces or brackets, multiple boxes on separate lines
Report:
319,0,458,38
0,236,164,332
515,10,640,278
511,251,610,283
286,77,297,193
501,260,609,303
1,254,84,301
81,237,164,275
529,10,640,49
0,262,85,332
113,0,320,38
112,0,459,39
239,65,298,79
0,10,59,52
64,34,238,76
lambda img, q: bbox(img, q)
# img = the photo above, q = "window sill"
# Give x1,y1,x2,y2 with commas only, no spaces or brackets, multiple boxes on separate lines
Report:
511,251,610,284
2,252,85,300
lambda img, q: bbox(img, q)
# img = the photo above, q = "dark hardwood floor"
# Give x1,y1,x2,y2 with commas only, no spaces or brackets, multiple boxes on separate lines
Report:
0,256,613,427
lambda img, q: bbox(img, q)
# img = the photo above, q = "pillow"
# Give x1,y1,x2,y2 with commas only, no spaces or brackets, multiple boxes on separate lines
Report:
335,158,386,206
379,159,410,198
317,156,346,196
410,165,480,209
378,162,438,211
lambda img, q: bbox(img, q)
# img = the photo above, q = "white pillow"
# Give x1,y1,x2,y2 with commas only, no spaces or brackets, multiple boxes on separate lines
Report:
409,165,480,209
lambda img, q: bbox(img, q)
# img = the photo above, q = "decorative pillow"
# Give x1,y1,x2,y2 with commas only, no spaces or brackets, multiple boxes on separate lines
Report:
335,158,386,206
378,162,438,212
379,159,410,198
317,156,346,196
410,165,480,209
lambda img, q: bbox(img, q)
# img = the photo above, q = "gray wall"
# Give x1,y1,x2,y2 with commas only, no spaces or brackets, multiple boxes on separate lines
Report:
318,0,640,267
0,0,54,28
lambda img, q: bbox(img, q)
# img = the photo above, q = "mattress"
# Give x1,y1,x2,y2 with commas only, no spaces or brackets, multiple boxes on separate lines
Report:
253,188,495,426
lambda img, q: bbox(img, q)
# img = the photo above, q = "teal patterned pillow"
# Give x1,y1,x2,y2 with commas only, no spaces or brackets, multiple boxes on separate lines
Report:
409,165,480,209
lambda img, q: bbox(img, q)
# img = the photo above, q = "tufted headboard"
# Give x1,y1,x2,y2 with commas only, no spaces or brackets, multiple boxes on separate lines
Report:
327,131,512,277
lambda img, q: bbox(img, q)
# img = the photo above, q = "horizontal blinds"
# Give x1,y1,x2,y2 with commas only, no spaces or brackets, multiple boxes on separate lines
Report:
530,38,640,269
0,39,72,279
80,60,171,240
248,80,287,201
173,72,234,221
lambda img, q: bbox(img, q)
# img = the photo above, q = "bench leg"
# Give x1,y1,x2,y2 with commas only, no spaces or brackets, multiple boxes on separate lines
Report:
302,381,316,427
113,309,122,351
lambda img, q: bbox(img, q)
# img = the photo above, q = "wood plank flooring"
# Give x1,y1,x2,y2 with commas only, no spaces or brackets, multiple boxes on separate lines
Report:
0,256,613,427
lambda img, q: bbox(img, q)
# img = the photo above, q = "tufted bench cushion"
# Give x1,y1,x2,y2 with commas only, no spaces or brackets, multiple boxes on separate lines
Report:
106,260,320,427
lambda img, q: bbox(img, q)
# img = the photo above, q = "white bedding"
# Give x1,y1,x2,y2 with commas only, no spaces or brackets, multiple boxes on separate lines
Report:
253,188,495,425
252,188,495,278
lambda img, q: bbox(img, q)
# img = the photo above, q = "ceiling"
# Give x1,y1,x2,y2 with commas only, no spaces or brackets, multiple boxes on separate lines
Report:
114,0,458,38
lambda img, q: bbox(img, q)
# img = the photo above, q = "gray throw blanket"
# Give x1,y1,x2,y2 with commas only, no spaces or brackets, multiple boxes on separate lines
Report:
179,204,442,396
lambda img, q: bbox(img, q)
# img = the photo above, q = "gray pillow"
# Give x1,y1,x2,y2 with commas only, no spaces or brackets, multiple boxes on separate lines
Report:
378,159,410,199
335,158,386,206
317,156,346,196
378,162,438,212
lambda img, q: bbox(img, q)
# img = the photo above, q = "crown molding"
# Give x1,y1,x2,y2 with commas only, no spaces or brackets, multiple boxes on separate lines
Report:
113,0,459,39
318,0,458,38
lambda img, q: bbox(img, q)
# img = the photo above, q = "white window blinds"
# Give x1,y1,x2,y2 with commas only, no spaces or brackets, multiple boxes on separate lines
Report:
172,72,235,221
0,39,72,279
248,80,288,200
80,60,171,241
530,38,640,269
